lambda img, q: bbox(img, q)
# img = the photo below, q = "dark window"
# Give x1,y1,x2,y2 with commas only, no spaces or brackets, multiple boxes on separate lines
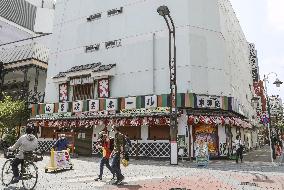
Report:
118,126,141,140
73,83,95,101
148,125,170,140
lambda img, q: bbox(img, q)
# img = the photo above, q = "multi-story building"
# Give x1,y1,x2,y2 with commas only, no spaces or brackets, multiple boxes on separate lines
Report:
0,0,55,104
30,0,259,158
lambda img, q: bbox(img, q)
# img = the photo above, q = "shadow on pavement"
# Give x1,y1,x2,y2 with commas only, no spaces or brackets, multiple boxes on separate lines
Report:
112,182,143,190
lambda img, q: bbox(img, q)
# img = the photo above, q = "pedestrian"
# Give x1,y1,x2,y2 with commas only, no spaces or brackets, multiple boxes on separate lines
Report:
54,134,69,151
234,135,244,163
110,126,125,185
95,131,115,181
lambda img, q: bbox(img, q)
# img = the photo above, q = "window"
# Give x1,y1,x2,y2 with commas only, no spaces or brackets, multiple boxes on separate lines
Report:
41,127,56,139
107,7,123,17
87,13,102,22
69,75,95,101
148,125,170,140
73,83,95,101
119,126,141,140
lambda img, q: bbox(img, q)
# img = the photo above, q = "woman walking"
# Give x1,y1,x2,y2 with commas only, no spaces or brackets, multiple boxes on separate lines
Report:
234,135,244,163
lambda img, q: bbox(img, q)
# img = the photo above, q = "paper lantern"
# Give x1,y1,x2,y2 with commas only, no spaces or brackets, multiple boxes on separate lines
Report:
224,117,230,125
194,116,200,124
188,115,195,125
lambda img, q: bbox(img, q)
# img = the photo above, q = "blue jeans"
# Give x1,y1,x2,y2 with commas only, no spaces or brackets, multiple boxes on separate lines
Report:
111,153,123,180
280,152,284,165
99,157,113,178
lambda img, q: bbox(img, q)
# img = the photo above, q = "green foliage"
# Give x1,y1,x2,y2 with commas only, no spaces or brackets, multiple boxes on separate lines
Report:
0,96,29,145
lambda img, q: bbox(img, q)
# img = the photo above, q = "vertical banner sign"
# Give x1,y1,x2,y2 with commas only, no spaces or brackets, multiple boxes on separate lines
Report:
249,43,259,82
106,99,117,111
145,95,157,109
89,100,99,112
73,101,83,112
45,104,54,114
59,83,68,102
125,97,136,110
98,78,109,98
58,102,68,113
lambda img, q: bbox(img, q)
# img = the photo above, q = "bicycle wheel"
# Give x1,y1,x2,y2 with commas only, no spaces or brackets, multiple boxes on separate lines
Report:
1,159,13,186
21,162,38,190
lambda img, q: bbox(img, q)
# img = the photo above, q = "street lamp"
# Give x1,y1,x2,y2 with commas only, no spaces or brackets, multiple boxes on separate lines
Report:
263,72,283,163
157,5,178,165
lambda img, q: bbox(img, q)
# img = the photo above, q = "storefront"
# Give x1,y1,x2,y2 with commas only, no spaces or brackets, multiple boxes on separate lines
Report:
187,114,253,158
29,93,256,158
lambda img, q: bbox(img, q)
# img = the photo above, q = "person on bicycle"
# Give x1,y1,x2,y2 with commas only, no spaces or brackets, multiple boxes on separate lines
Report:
8,125,38,184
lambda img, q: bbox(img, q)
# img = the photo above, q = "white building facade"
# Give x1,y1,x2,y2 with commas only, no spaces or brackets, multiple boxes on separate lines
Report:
31,0,259,158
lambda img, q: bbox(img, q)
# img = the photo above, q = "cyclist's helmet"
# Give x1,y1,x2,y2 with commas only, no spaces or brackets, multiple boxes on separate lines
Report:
26,124,35,134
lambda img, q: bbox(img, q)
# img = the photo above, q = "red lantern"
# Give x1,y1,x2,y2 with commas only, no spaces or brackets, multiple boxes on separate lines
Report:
188,115,195,125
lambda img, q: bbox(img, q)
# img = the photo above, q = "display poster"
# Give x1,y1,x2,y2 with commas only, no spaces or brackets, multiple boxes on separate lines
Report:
194,125,218,156
177,135,186,148
54,150,70,169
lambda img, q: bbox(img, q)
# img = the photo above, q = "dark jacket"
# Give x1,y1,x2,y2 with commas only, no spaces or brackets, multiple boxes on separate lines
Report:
54,138,69,151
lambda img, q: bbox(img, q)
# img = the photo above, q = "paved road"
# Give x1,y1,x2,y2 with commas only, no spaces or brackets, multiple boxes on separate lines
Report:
0,146,283,190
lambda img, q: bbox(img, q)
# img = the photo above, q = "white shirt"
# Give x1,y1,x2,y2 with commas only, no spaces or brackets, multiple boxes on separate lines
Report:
234,139,243,150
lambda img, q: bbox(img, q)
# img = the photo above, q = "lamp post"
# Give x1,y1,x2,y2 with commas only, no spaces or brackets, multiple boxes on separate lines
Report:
157,5,178,165
263,72,283,163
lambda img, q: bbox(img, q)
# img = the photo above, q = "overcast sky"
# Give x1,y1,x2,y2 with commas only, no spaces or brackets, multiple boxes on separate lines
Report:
230,0,284,101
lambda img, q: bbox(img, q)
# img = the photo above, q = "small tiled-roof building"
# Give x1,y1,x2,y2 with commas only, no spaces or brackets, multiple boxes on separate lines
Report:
0,42,48,103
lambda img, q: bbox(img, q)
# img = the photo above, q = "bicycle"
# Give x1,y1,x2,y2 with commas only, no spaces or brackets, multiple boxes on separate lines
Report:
1,149,42,190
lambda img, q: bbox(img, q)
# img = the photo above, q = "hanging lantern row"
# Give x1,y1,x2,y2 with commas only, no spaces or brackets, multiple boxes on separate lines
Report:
187,115,252,129
29,116,170,128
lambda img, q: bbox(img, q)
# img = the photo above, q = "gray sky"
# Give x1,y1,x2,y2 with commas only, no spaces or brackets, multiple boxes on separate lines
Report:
230,0,284,101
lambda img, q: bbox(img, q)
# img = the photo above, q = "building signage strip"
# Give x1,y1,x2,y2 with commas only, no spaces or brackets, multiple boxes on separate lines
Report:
33,93,232,115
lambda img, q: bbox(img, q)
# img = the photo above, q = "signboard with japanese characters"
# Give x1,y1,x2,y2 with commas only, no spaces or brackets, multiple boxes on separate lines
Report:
98,78,109,98
145,95,157,109
45,104,54,114
196,95,222,109
58,102,68,113
59,83,68,102
105,99,117,111
73,101,83,112
70,78,81,86
89,100,99,112
125,97,136,110
70,76,93,85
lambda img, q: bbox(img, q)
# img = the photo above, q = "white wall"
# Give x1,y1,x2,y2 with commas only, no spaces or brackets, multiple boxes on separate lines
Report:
45,0,229,102
45,0,256,122
34,8,55,34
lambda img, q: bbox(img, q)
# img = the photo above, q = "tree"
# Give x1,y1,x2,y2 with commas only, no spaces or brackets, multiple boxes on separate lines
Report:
0,96,29,145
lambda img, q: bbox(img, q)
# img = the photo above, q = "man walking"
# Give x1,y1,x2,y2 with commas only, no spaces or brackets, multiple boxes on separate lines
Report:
110,126,125,185
234,135,244,163
95,131,115,181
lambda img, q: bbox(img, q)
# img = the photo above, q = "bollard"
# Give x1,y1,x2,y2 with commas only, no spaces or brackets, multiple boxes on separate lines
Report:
50,148,55,168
